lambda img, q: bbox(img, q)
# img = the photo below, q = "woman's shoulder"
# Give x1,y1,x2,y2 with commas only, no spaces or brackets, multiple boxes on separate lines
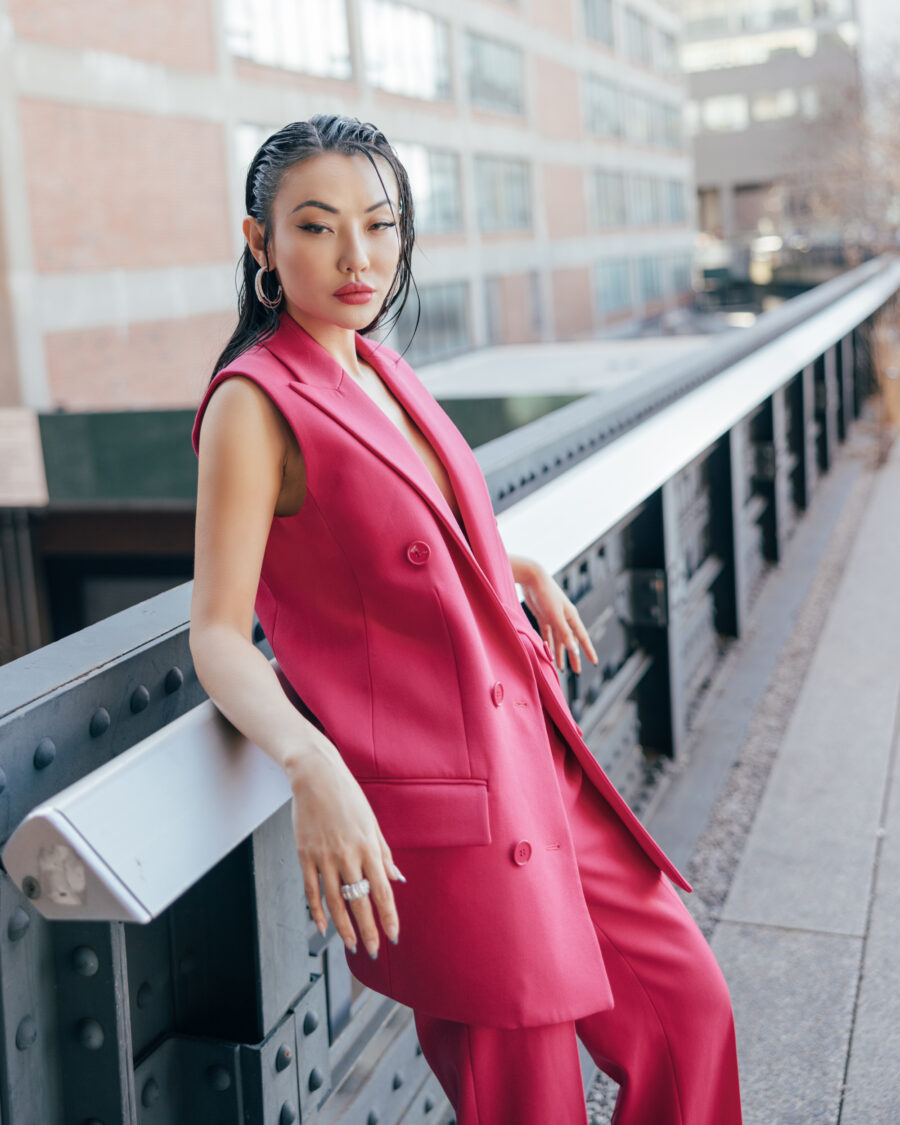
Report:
192,343,295,457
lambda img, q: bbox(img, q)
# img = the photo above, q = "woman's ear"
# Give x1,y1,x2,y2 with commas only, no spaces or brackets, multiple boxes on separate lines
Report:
242,216,267,268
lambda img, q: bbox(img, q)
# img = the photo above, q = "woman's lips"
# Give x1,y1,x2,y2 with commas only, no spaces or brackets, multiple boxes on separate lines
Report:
333,284,375,305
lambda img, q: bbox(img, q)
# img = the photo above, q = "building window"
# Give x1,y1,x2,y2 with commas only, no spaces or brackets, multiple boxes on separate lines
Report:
225,0,351,77
663,103,683,148
656,29,679,77
474,157,532,232
630,176,662,226
466,32,525,115
396,281,470,364
623,90,655,145
666,179,687,223
584,75,623,138
667,253,693,294
361,0,451,101
393,143,462,234
583,0,614,47
751,88,799,122
625,9,653,67
701,94,749,132
590,170,627,228
637,255,663,303
800,86,820,118
594,259,632,317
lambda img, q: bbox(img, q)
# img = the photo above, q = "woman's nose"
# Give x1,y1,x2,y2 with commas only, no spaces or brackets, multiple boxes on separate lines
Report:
337,228,369,274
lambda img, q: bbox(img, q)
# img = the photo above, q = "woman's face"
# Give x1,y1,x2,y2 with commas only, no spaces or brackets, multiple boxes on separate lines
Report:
247,151,403,340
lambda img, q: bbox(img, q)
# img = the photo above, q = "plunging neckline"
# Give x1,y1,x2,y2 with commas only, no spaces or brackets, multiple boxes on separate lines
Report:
353,354,472,549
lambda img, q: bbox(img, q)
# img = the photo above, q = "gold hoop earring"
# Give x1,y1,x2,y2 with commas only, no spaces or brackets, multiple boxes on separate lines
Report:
255,265,283,310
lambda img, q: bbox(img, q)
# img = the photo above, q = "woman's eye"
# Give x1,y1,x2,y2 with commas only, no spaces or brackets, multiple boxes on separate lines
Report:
372,221,397,231
299,223,329,233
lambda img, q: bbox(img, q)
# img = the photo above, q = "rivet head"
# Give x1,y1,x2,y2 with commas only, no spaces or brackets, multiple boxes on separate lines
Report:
71,946,99,976
392,1071,404,1089
33,737,56,770
414,1043,423,1056
164,667,184,694
302,1010,319,1036
8,907,31,942
308,1066,325,1092
130,685,150,713
89,707,110,738
424,1095,436,1112
279,1103,297,1125
275,1043,292,1072
77,1018,104,1050
0,766,6,794
367,1112,380,1125
136,982,153,1009
141,1077,160,1107
22,876,41,900
15,1015,37,1050
207,1063,231,1090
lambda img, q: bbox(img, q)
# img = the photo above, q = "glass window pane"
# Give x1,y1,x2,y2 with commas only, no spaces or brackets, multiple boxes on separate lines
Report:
625,9,653,67
395,282,470,364
466,32,525,115
224,0,351,77
590,171,627,227
361,0,451,101
474,157,532,232
637,255,663,302
393,143,463,234
702,94,749,132
595,258,633,316
585,75,622,138
583,0,614,46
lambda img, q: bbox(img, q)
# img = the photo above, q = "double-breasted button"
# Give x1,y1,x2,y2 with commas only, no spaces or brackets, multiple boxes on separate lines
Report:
491,681,504,706
406,540,430,565
512,840,532,866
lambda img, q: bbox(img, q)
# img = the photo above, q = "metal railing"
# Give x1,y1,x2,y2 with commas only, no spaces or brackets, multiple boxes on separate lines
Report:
0,256,897,1125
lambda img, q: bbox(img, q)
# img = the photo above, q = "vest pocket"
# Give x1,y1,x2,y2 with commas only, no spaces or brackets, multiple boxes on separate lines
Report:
357,777,491,848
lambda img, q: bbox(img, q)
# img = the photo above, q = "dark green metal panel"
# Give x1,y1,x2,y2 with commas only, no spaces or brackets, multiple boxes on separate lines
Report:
38,411,198,504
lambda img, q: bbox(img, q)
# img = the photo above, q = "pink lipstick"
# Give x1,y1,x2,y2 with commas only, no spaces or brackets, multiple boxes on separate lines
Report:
333,282,375,305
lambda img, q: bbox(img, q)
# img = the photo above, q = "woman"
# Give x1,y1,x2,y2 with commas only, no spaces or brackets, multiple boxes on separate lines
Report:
189,114,742,1124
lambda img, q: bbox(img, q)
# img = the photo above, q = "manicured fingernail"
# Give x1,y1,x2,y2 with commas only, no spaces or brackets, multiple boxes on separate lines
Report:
391,865,407,883
386,925,399,943
317,919,327,935
366,942,378,959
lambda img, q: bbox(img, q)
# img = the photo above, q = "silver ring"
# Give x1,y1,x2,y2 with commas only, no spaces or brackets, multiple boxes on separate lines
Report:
340,878,371,901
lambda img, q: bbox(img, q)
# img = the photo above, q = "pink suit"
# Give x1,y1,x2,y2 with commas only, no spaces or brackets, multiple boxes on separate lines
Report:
192,312,742,1123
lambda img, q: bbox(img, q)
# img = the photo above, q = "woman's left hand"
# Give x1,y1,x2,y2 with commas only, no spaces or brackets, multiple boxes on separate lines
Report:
510,556,598,675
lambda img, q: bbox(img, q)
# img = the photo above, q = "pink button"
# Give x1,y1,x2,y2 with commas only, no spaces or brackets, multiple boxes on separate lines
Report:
406,540,430,565
512,840,532,866
491,681,504,706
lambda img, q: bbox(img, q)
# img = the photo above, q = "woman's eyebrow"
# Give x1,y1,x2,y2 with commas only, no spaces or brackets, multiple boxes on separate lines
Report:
290,198,392,215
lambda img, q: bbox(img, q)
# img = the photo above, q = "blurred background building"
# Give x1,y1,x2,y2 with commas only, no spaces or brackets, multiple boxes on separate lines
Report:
0,0,696,658
682,0,867,286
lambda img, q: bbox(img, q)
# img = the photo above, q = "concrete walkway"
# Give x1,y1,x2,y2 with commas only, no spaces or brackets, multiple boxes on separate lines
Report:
707,429,900,1125
587,422,900,1124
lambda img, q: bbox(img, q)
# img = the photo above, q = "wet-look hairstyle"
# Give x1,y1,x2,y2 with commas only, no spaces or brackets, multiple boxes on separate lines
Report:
211,113,417,377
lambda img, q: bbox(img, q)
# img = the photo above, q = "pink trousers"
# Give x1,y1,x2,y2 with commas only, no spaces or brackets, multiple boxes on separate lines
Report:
413,716,743,1124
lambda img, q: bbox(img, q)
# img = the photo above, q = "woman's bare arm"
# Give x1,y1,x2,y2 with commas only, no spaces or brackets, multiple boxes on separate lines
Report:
189,376,401,956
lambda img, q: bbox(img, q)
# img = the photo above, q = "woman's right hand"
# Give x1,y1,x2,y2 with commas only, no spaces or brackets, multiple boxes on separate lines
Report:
288,748,404,960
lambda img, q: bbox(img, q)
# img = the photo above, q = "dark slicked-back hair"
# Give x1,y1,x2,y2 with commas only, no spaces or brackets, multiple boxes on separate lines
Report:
211,113,417,377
